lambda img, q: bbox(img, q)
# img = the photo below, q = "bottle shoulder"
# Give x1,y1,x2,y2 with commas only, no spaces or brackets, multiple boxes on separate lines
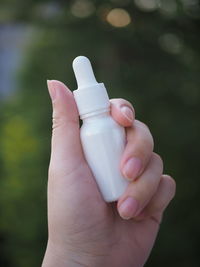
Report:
81,115,124,136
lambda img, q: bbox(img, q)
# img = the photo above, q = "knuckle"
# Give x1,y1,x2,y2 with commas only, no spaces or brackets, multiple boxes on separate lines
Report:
48,167,56,180
145,134,154,151
135,120,150,132
134,121,154,151
52,116,62,130
138,132,154,154
52,111,67,130
48,164,59,178
152,152,163,170
48,164,65,179
127,180,155,203
164,175,176,199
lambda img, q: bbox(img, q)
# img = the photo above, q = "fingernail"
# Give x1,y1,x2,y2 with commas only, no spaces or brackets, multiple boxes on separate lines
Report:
47,80,57,100
119,197,139,220
123,157,142,181
121,106,134,122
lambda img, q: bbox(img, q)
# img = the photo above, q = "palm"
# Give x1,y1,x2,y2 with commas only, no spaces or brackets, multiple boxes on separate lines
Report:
109,208,159,266
48,161,159,267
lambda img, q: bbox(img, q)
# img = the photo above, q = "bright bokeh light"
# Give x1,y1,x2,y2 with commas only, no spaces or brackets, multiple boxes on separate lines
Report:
70,0,95,18
134,0,160,12
106,8,131,28
159,33,183,55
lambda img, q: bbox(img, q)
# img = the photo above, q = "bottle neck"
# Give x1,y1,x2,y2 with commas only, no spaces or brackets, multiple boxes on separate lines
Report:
81,107,110,121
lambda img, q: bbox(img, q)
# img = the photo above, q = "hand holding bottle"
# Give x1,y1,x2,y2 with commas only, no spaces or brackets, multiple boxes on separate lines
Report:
42,80,176,267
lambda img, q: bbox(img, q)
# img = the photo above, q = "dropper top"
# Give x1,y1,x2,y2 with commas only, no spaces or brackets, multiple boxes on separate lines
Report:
73,56,98,89
72,56,110,117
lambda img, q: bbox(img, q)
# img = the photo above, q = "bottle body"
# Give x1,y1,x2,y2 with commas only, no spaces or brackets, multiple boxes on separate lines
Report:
80,111,129,202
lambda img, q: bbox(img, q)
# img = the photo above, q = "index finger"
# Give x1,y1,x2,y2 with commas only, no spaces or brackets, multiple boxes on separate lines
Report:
110,98,135,127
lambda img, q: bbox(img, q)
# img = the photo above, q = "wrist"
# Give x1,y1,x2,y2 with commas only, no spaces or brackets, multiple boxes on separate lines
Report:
42,239,108,267
42,243,83,267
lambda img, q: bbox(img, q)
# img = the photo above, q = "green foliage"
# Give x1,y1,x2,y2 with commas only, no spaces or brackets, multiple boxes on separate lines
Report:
0,0,200,266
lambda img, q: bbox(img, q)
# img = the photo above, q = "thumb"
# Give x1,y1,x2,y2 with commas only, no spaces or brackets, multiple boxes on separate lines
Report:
47,80,84,172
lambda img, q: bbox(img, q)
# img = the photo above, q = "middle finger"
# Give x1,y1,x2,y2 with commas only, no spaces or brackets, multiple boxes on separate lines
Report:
121,120,154,181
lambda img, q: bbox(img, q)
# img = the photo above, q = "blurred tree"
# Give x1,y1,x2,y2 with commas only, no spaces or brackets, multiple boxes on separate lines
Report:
0,0,200,266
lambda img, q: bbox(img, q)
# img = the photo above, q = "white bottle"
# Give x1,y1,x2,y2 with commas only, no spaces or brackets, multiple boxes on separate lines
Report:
73,56,129,202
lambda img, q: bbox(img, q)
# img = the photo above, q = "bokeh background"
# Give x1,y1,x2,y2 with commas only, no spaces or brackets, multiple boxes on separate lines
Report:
0,0,199,266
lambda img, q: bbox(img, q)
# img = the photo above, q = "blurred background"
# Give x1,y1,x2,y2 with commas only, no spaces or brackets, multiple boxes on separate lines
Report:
0,0,199,266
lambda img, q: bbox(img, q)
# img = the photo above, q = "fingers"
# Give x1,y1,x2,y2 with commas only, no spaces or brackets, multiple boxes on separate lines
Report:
118,153,163,220
110,98,135,127
47,80,84,173
136,175,176,223
121,120,154,181
110,98,154,181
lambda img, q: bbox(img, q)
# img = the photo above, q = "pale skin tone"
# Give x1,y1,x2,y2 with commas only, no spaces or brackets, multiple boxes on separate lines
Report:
42,80,176,267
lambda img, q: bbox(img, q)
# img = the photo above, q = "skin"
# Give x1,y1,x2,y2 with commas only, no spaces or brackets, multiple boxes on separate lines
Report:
42,80,176,267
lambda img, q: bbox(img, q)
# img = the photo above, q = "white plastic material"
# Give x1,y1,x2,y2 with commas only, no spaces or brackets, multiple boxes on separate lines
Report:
73,56,110,117
72,56,129,202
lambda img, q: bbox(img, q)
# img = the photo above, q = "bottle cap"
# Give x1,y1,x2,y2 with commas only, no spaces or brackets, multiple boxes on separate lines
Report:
73,56,110,117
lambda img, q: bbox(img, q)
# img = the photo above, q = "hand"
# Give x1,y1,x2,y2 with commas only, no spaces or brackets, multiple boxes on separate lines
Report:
42,80,176,267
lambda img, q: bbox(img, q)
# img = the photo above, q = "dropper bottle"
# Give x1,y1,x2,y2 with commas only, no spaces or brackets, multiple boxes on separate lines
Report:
73,56,129,202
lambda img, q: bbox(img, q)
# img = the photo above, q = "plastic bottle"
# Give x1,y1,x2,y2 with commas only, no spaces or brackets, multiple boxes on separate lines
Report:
73,56,129,202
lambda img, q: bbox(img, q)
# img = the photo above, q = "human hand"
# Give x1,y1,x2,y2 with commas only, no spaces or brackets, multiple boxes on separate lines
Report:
42,80,176,267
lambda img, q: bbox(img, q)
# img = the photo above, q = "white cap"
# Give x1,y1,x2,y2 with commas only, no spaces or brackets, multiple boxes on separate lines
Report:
73,56,110,117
